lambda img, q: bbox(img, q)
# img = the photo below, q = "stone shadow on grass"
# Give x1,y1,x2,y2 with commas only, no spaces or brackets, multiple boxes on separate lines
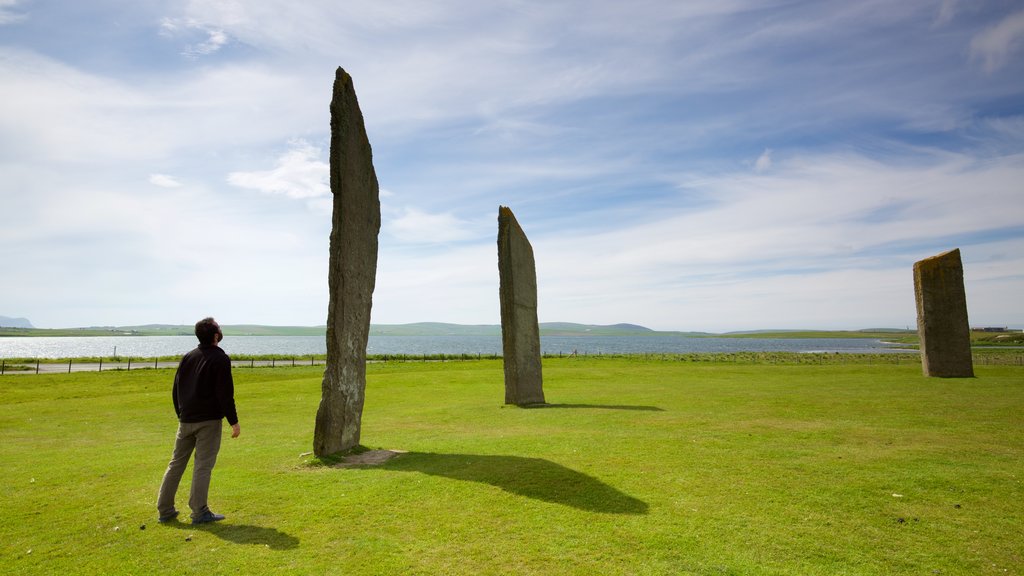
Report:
522,403,664,412
170,522,299,550
381,452,649,514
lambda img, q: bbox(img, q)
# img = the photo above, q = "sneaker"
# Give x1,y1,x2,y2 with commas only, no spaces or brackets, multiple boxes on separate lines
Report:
192,511,226,525
157,510,179,523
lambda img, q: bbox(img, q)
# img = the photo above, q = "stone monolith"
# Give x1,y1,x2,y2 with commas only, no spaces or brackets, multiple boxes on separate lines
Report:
913,248,974,377
497,206,545,405
314,68,381,456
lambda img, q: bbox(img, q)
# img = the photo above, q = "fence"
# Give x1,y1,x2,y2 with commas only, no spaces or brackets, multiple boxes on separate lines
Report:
1,353,500,374
0,356,330,375
2,351,1023,375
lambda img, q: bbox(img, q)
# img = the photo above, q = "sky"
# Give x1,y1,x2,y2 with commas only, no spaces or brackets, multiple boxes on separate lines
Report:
1,0,1023,332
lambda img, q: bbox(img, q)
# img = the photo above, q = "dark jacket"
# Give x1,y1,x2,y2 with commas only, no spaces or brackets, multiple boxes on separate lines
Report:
173,344,239,425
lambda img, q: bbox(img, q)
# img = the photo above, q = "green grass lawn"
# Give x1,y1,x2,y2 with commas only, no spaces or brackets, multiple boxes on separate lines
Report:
1,358,1022,575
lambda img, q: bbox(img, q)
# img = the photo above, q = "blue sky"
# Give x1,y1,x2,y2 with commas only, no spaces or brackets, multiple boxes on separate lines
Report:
1,0,1022,331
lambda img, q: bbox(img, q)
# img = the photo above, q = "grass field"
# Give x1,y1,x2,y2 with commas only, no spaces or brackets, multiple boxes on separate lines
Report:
1,358,1022,575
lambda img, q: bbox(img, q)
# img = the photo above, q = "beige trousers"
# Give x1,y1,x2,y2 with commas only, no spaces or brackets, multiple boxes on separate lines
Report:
157,419,223,519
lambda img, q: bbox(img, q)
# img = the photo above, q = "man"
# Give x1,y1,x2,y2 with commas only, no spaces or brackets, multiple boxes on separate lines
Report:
157,317,240,525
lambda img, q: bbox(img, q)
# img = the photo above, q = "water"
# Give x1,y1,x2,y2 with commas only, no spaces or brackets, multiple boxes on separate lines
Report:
0,334,910,359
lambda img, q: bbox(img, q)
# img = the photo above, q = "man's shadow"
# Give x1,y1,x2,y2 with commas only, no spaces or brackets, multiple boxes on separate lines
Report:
375,452,649,514
169,521,299,550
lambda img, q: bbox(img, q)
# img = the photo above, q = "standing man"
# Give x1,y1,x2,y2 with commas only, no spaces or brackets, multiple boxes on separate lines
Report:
157,317,240,525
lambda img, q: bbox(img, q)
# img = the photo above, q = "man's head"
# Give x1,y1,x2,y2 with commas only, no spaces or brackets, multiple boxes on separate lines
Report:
195,317,222,345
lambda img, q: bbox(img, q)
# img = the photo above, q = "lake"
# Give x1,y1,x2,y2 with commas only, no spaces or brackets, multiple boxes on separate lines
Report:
0,335,911,359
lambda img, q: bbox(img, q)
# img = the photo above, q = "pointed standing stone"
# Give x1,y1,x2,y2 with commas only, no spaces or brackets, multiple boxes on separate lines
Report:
314,68,381,456
497,206,545,405
913,248,974,378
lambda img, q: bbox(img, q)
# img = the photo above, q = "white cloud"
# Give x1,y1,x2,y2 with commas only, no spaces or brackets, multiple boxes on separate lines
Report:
0,0,25,25
373,242,498,325
971,9,1024,72
227,140,329,199
0,159,330,327
306,197,333,216
0,48,326,169
523,149,1024,330
0,48,167,163
158,16,183,35
370,148,1024,330
982,115,1024,139
160,17,229,59
754,148,773,172
934,0,957,27
384,207,479,244
1,1,1022,330
149,173,182,188
168,1,761,136
186,28,228,59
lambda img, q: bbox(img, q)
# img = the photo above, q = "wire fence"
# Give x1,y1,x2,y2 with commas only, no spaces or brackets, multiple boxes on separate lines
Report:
1,353,500,374
2,350,1023,375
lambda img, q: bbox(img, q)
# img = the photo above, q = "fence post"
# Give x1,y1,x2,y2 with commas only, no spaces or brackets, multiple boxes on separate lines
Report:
1,360,4,375
272,359,276,368
69,359,72,373
99,359,102,372
128,358,131,371
36,359,40,374
292,357,296,367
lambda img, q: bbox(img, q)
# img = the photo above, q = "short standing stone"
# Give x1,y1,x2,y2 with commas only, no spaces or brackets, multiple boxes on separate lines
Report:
497,206,545,405
314,67,381,456
913,248,974,377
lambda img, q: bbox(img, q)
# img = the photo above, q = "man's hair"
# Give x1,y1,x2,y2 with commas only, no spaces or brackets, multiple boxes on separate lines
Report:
195,317,221,345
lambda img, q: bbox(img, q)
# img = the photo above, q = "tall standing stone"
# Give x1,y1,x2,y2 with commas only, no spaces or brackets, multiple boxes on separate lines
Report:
497,206,545,405
314,67,381,456
913,248,974,378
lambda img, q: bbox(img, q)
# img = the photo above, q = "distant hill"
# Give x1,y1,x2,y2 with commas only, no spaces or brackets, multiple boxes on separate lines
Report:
220,325,327,336
1,322,928,340
540,322,652,336
369,322,670,336
722,329,916,339
371,323,499,336
0,316,33,329
2,321,691,338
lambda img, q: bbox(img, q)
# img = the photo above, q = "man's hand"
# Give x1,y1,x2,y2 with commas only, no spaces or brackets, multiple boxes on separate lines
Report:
231,423,240,438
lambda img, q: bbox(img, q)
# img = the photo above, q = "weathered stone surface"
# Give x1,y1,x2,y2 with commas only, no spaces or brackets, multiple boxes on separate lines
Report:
497,206,545,405
913,248,974,378
314,68,381,456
